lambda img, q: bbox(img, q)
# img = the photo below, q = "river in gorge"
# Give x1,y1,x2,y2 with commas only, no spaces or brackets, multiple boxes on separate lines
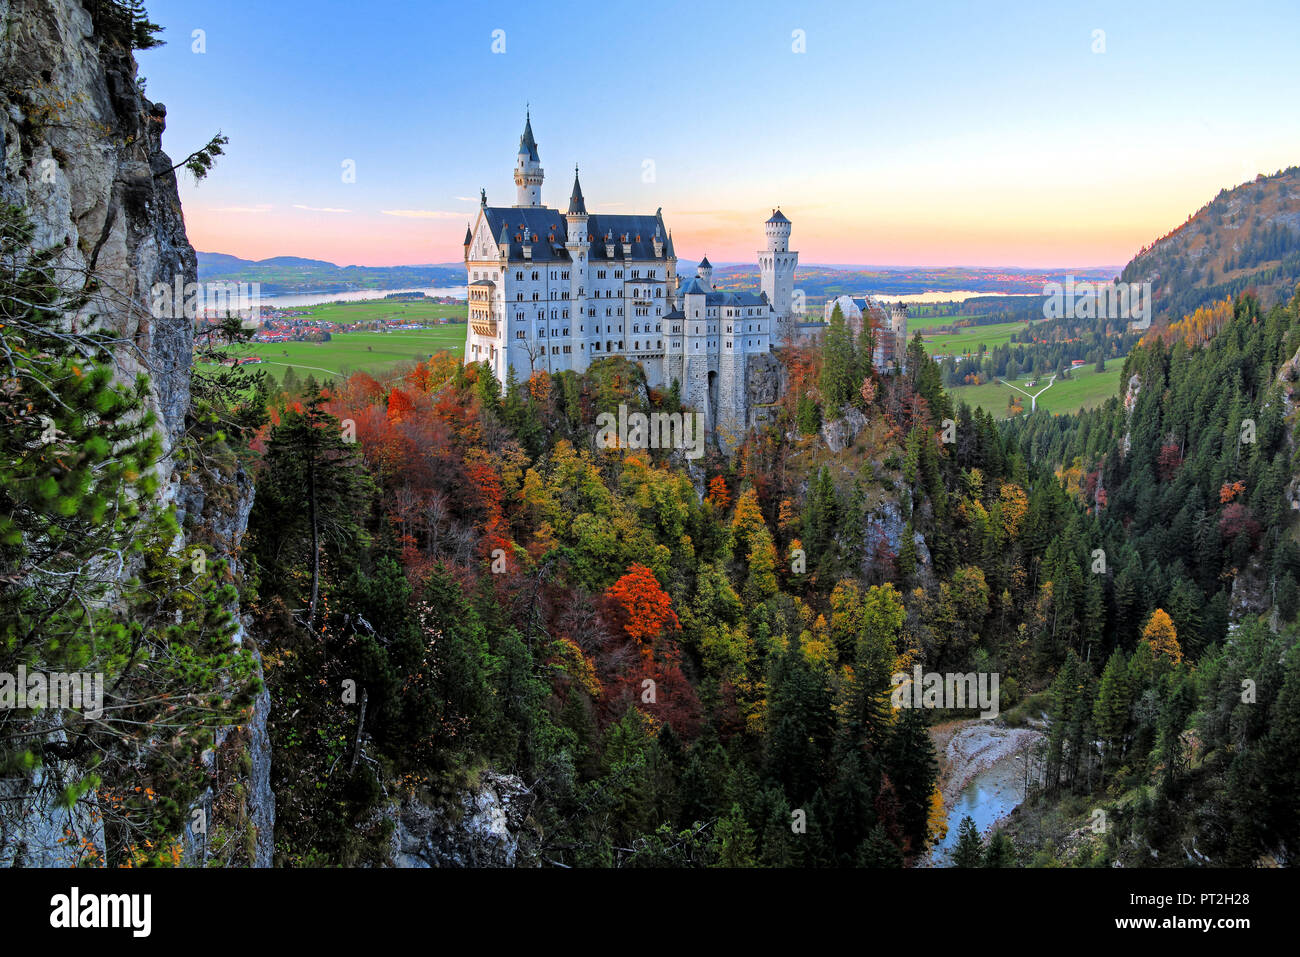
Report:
923,721,1045,867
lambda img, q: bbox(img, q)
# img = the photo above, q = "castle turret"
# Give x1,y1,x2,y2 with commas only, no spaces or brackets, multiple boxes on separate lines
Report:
565,166,588,242
890,302,909,371
565,166,590,370
759,208,798,341
513,111,544,207
697,255,713,289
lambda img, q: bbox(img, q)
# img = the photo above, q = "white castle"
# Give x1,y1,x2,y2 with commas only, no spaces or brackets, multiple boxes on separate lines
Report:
463,114,796,438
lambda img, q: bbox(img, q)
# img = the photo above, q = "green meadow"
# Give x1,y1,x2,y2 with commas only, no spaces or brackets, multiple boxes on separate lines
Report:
241,328,466,381
274,298,467,326
920,319,1029,357
947,363,1124,418
201,297,470,382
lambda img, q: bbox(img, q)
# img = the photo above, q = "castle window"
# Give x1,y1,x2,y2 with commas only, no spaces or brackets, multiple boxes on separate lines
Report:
532,271,539,280
516,271,523,280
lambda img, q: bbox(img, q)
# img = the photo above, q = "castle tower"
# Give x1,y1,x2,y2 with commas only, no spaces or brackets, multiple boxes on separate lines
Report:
513,112,544,207
759,208,798,341
890,302,909,371
565,166,590,371
697,255,713,289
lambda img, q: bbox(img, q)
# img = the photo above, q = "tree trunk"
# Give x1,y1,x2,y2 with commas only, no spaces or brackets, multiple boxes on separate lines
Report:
307,451,320,630
349,688,369,774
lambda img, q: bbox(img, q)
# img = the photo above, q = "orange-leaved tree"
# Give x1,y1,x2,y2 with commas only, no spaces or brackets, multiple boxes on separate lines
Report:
707,475,731,512
605,563,679,658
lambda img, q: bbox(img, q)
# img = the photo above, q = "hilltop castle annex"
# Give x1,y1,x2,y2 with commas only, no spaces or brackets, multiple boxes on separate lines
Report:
463,114,794,441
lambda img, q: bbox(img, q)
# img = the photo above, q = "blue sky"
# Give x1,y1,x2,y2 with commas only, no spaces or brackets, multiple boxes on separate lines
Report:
138,0,1300,267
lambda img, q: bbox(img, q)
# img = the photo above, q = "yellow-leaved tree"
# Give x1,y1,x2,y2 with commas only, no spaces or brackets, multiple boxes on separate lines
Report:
1141,608,1182,664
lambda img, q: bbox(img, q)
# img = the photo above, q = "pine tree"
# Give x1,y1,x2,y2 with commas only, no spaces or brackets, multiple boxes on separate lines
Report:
952,815,984,867
983,830,1015,867
1093,648,1132,781
712,803,757,867
248,394,372,628
886,707,939,856
819,305,857,412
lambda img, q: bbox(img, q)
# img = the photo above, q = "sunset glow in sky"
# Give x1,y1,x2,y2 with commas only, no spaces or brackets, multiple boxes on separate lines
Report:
140,0,1300,269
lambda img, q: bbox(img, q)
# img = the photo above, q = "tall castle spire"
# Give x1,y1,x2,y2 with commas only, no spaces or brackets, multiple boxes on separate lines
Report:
513,110,544,207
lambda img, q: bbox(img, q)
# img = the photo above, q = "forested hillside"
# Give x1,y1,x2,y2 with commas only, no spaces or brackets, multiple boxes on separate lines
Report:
1122,166,1300,327
236,285,1300,867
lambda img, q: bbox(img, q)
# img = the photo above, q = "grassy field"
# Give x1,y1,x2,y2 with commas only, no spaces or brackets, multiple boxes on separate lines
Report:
947,363,1124,418
272,299,467,325
920,319,1030,357
234,327,467,382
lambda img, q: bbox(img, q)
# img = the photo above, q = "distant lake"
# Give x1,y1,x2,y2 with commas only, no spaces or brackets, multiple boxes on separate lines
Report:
260,286,468,308
869,290,1024,304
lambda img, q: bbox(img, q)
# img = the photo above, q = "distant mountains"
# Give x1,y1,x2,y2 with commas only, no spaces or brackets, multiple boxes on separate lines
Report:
1121,165,1300,326
706,264,1117,301
197,252,464,297
198,250,1122,303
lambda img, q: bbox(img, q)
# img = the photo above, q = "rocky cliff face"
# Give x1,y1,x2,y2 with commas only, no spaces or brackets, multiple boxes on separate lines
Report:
0,0,271,865
387,772,536,868
1,0,194,442
746,351,785,431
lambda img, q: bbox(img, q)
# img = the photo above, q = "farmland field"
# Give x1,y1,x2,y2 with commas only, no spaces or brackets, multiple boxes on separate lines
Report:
235,328,467,381
947,363,1124,418
920,319,1029,357
270,299,467,325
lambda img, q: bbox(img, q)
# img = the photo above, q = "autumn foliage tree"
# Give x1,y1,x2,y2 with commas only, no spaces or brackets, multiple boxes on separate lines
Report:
606,563,679,656
1141,608,1182,664
707,475,731,512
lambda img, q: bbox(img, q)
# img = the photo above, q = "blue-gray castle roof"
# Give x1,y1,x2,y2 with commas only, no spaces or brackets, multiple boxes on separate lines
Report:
518,115,539,161
479,206,673,262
